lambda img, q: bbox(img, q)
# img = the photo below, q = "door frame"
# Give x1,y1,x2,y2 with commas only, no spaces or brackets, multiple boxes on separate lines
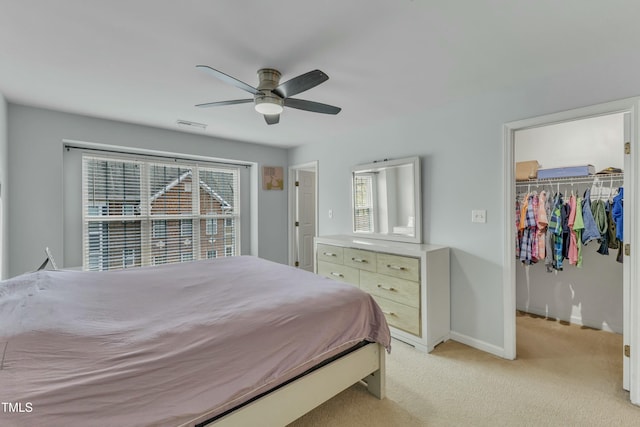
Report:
502,97,640,404
288,161,318,268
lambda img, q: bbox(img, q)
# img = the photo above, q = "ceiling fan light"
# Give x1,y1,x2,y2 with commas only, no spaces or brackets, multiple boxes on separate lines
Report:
255,95,283,115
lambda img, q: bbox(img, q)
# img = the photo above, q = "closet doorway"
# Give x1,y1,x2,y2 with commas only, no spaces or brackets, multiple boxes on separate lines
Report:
503,97,640,406
288,161,318,272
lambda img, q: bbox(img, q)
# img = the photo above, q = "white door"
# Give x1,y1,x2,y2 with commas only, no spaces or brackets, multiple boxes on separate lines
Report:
295,170,316,272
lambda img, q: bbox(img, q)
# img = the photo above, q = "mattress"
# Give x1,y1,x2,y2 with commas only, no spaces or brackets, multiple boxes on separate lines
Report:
0,256,391,427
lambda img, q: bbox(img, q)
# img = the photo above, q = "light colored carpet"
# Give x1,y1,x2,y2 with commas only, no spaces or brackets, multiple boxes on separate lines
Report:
289,313,640,426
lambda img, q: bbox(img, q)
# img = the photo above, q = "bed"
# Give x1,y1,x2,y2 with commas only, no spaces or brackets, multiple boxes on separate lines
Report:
0,256,391,426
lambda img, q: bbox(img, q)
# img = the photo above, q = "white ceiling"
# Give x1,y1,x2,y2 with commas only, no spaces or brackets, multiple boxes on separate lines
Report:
1,1,638,148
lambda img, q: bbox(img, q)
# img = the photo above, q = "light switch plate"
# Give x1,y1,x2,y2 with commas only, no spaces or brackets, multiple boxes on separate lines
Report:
472,210,487,223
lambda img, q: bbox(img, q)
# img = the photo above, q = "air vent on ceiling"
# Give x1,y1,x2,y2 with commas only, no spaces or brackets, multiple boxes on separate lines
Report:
176,120,207,130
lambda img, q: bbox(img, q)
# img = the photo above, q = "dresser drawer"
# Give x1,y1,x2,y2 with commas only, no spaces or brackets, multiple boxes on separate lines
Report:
317,244,344,265
317,261,359,286
343,248,376,272
371,295,420,336
360,271,419,308
376,253,420,282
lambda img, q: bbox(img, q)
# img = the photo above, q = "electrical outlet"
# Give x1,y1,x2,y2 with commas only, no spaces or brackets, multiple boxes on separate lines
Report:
472,210,486,223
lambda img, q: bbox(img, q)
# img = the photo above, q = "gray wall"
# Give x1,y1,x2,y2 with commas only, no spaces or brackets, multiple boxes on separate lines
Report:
0,94,7,279
7,104,288,277
288,52,640,352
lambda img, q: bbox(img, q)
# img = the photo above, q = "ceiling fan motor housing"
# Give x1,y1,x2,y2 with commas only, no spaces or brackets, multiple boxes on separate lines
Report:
256,68,281,90
254,68,284,114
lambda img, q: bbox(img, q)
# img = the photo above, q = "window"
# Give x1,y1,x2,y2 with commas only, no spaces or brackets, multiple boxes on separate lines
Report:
123,248,136,268
82,155,240,271
354,174,375,233
205,218,218,235
153,220,167,238
87,205,108,271
180,219,192,237
122,204,136,216
153,255,167,266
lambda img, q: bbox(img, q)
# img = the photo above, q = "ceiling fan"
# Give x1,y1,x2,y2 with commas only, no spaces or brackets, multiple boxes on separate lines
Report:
195,66,341,125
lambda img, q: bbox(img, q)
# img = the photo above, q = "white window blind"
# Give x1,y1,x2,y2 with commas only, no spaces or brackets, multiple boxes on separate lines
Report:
82,154,240,271
354,174,374,232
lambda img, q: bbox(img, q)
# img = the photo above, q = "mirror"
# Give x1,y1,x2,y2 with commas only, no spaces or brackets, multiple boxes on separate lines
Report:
351,156,421,243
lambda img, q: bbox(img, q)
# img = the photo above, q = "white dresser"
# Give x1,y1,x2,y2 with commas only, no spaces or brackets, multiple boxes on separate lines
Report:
314,235,450,352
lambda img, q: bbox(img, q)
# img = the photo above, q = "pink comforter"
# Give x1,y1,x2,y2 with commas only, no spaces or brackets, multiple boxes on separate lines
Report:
0,256,390,426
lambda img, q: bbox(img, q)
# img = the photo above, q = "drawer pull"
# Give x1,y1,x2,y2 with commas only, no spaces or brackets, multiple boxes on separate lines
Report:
382,310,396,316
386,264,406,271
351,257,368,263
377,284,396,292
330,272,344,278
323,252,337,257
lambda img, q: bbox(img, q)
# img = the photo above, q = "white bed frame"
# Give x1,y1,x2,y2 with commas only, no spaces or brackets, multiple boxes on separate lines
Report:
181,342,386,427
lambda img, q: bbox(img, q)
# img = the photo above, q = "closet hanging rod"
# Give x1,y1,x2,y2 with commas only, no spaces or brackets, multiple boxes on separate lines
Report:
515,173,624,187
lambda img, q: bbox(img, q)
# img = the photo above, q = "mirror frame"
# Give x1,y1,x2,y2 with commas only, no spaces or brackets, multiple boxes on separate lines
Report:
351,156,422,244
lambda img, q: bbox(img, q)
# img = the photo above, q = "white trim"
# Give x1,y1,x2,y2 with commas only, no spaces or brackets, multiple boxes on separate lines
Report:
288,161,318,268
350,156,422,244
502,96,640,404
63,139,253,167
81,154,241,270
449,331,507,359
502,122,517,360
516,306,623,334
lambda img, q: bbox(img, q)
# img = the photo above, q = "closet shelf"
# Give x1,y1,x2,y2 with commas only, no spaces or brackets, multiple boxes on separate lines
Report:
515,173,624,188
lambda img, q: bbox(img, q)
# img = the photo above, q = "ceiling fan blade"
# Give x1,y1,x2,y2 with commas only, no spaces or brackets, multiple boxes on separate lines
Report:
196,65,261,96
273,70,328,98
264,114,280,125
284,98,341,115
195,99,254,108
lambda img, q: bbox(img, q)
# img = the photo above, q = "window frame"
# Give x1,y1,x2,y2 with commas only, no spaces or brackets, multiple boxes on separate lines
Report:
353,173,376,233
82,154,241,271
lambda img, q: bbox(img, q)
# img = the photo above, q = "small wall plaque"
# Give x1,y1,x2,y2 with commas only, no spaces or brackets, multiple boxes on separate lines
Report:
262,166,283,190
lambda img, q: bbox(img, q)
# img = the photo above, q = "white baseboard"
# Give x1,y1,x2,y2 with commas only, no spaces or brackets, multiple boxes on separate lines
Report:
516,306,623,334
449,331,508,359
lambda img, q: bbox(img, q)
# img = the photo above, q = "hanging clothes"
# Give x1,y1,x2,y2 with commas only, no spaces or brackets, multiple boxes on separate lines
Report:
612,187,624,242
607,200,619,250
529,194,539,262
515,199,521,257
568,195,578,266
519,193,538,265
561,201,571,261
592,198,609,255
548,193,564,270
515,178,624,271
544,193,554,272
581,188,600,245
536,190,548,261
519,195,529,232
612,187,624,264
573,195,584,267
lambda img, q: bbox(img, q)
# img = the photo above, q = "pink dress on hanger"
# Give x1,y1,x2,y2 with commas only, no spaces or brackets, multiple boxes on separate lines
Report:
536,191,548,260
